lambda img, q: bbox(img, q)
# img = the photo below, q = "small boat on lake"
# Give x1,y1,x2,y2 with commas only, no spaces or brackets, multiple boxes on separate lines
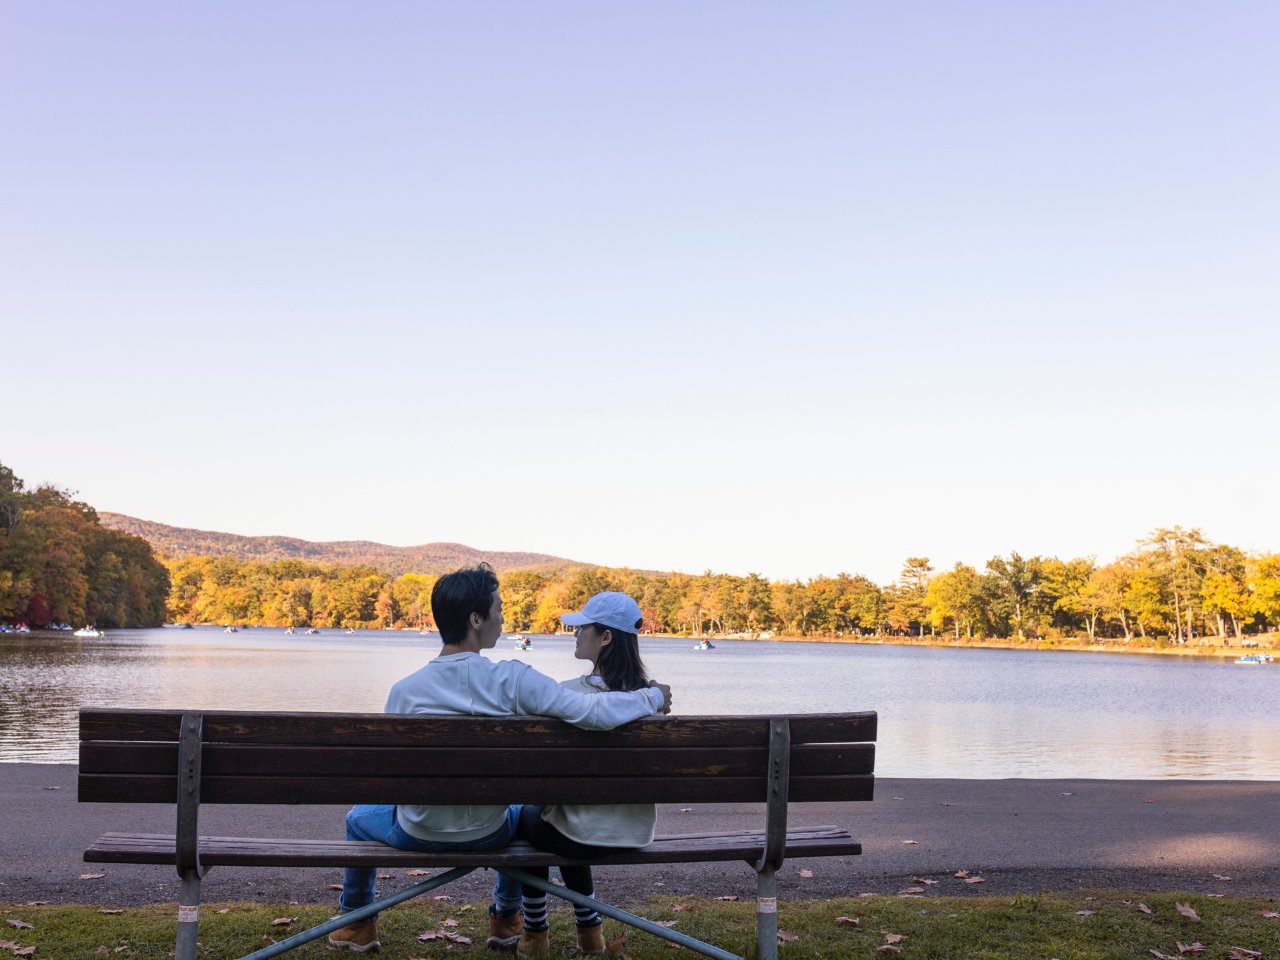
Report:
512,634,531,650
73,626,104,638
693,639,716,651
1235,653,1274,664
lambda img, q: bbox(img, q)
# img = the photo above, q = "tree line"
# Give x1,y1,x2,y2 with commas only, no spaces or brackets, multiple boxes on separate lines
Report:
163,526,1280,645
0,463,170,627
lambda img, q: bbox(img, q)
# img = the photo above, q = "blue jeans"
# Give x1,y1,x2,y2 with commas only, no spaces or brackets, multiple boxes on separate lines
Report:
340,804,522,913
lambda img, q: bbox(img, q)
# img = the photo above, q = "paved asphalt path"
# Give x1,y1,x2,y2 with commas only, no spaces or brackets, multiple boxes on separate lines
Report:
2,764,1276,907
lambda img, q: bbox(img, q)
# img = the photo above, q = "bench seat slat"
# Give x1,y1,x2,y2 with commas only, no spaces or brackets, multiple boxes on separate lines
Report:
80,710,876,748
78,773,875,805
85,830,862,867
80,742,875,779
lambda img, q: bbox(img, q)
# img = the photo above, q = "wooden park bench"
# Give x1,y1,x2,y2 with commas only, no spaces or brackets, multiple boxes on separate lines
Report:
79,709,876,960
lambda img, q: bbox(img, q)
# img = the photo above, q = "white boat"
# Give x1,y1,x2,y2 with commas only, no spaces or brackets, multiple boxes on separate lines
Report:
1235,653,1274,664
693,639,716,650
73,627,104,638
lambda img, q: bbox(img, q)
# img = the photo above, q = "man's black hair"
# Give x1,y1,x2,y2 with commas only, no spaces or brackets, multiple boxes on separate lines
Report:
432,563,500,645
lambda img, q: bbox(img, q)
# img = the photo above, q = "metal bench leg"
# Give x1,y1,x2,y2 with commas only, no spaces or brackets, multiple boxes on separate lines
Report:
176,869,201,960
756,865,777,960
503,867,742,960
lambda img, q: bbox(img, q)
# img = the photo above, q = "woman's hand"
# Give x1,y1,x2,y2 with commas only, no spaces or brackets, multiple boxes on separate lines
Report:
649,679,672,714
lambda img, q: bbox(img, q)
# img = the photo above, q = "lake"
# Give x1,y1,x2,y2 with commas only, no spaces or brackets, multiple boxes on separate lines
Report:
1,627,1275,778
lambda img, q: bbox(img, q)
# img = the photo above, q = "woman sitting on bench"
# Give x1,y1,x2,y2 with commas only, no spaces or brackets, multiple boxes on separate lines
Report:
515,592,662,958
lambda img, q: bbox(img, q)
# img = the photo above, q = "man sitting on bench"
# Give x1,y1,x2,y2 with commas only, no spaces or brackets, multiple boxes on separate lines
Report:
329,564,674,954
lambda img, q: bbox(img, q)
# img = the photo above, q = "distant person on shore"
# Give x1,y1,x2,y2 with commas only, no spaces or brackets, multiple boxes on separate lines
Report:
328,566,673,955
513,592,660,958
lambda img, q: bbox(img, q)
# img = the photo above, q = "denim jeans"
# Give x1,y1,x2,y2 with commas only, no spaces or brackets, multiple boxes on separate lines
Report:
340,804,522,914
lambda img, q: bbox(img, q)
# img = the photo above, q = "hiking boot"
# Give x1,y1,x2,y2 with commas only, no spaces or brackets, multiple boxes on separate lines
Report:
487,906,524,950
516,927,550,958
328,916,380,953
576,923,607,954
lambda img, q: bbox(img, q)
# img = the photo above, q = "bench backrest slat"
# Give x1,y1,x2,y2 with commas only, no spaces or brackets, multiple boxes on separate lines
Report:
79,709,876,806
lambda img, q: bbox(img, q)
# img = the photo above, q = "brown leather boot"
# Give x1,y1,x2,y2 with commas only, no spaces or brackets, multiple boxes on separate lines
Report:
328,916,380,953
576,923,607,954
487,907,524,950
516,928,550,958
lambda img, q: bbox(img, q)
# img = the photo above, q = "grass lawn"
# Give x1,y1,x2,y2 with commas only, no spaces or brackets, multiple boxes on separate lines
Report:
2,891,1277,960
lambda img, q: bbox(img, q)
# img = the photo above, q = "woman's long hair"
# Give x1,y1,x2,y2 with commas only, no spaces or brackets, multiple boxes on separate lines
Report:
591,624,649,692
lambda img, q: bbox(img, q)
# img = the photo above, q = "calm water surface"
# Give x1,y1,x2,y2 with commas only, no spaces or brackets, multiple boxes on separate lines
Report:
1,627,1275,778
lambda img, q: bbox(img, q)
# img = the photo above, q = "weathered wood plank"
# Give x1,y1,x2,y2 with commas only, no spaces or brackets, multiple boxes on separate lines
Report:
79,772,874,805
80,710,876,748
85,830,862,867
79,741,874,779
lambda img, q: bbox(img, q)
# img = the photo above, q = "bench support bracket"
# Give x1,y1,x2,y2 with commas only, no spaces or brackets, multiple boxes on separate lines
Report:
176,713,205,960
752,718,790,960
236,867,476,960
502,867,743,960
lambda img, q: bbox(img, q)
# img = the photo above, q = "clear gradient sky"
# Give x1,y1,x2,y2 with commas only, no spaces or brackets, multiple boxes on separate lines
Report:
4,2,1278,584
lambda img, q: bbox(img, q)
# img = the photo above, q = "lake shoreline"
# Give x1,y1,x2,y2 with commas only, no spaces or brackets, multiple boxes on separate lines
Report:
718,632,1280,661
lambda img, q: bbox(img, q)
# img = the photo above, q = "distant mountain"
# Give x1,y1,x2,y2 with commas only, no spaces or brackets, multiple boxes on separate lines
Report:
98,513,586,576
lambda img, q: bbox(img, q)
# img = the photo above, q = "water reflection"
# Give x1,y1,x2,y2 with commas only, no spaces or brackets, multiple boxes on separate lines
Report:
0,628,1276,778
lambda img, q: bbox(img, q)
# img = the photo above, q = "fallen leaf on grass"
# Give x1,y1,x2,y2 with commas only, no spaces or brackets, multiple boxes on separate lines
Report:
13,948,36,957
964,877,986,884
216,909,231,915
21,903,48,907
1175,942,1205,954
97,948,111,955
1139,904,1153,914
655,920,679,928
1228,950,1262,960
0,941,19,950
898,887,925,895
834,917,860,927
606,933,627,953
911,877,939,885
798,869,814,878
777,930,799,942
270,917,296,927
1176,903,1201,922
98,909,124,915
432,895,452,902
1261,910,1279,919
1076,911,1095,916
417,931,443,942
882,932,905,944
1207,894,1225,899
78,873,106,881
1212,875,1232,881
442,918,458,927
1151,951,1178,960
6,922,34,930
876,946,903,955
671,904,691,912
714,896,739,902
953,870,970,878
444,932,471,945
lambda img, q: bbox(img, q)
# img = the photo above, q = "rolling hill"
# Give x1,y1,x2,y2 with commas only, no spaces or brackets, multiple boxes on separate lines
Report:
98,513,586,576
